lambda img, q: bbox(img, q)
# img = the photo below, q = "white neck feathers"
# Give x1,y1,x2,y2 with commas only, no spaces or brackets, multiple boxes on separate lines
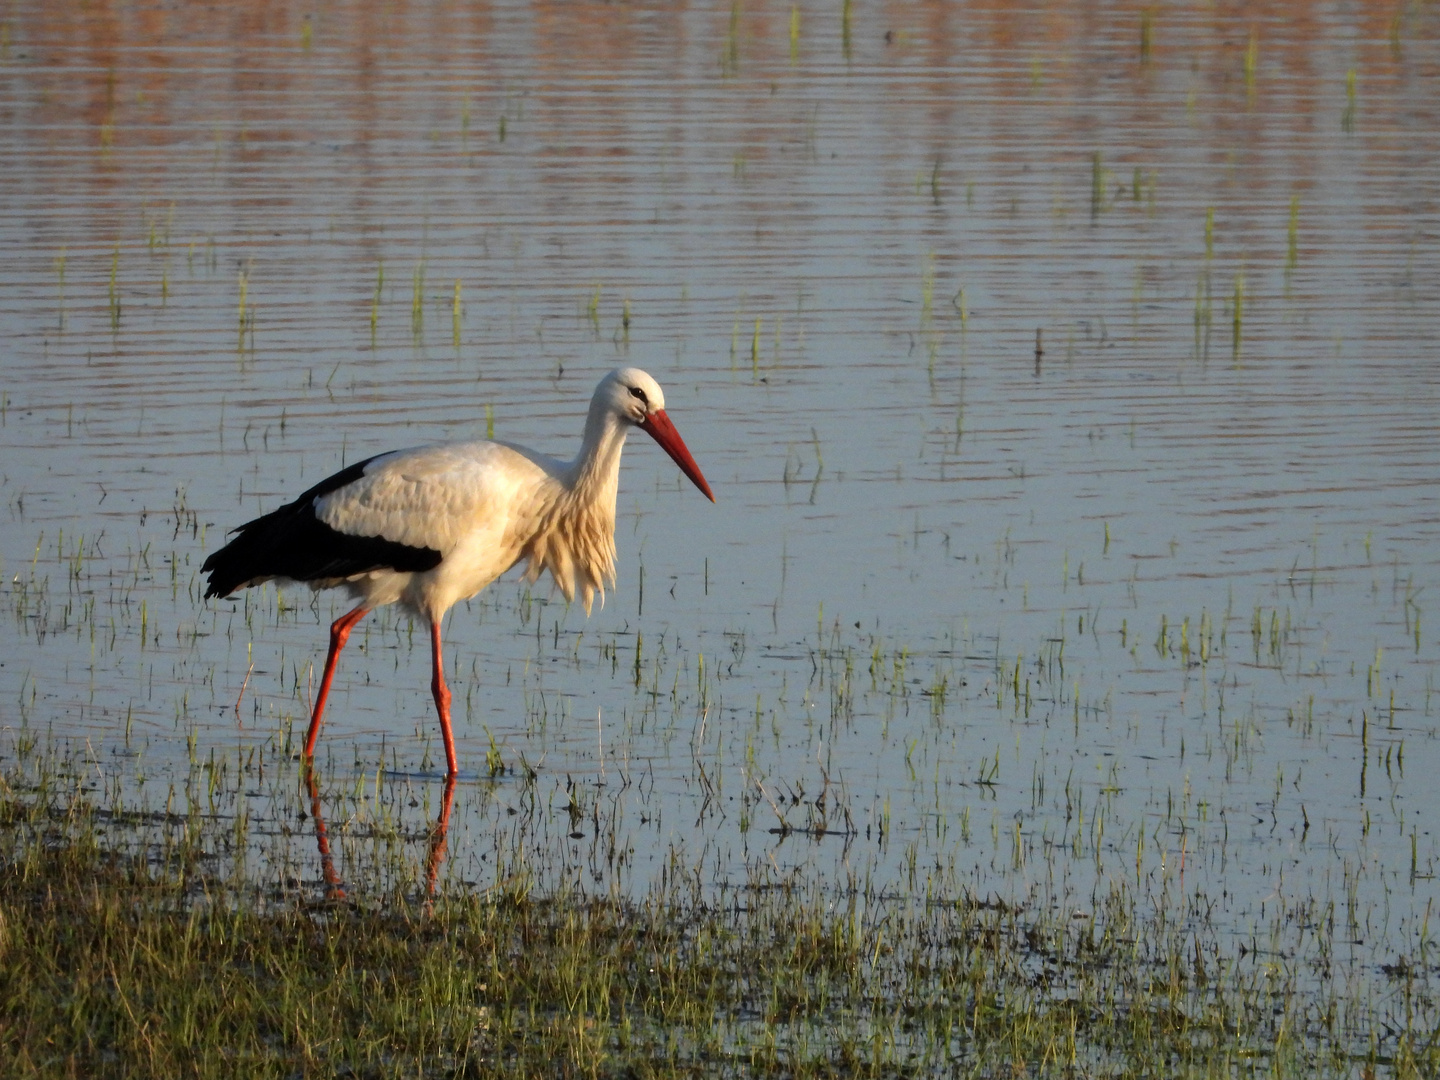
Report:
519,402,630,614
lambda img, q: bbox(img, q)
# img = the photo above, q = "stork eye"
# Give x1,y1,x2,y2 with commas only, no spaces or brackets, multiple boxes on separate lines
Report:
628,386,647,403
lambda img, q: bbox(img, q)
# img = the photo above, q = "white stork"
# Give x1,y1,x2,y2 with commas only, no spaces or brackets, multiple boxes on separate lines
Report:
203,367,714,776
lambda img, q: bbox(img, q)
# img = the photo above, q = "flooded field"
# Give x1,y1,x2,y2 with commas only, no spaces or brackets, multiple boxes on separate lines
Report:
2,0,1439,1067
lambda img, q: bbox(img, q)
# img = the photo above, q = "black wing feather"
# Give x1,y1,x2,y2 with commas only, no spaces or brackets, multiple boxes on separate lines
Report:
202,453,442,599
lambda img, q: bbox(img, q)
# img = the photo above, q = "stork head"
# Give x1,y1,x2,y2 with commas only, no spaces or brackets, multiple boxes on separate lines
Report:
599,368,715,502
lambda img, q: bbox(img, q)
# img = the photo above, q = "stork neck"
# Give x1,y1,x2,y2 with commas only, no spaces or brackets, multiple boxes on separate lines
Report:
568,399,631,496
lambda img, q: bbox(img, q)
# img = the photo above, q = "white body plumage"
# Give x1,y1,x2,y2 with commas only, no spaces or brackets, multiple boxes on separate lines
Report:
314,434,614,618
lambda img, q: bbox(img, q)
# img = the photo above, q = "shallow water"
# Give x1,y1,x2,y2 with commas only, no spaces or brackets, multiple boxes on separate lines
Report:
2,0,1438,987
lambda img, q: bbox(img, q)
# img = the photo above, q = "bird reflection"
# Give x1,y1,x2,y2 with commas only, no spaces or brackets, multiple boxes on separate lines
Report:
423,776,457,907
305,767,347,902
304,769,456,905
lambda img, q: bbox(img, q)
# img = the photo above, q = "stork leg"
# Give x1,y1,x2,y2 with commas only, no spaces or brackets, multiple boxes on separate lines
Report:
430,617,459,776
305,604,370,761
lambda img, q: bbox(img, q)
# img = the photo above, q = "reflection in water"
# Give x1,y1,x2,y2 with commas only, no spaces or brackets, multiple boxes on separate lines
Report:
305,767,346,902
305,767,456,906
423,776,457,904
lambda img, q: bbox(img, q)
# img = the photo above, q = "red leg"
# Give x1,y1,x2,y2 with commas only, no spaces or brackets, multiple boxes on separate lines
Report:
305,604,370,761
430,617,458,776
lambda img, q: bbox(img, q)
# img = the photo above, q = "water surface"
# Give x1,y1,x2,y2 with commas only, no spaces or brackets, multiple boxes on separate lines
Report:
2,0,1438,1000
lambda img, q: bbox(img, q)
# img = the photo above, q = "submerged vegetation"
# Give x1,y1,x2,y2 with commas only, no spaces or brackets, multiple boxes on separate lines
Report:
4,741,1438,1078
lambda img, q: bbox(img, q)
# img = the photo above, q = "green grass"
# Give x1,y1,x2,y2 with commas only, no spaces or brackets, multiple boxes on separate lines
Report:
3,750,1437,1079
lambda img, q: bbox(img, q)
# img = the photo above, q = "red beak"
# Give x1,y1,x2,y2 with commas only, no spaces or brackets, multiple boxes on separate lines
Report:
639,409,716,502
